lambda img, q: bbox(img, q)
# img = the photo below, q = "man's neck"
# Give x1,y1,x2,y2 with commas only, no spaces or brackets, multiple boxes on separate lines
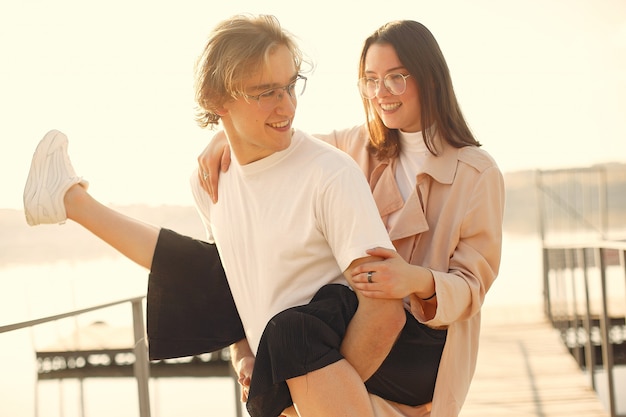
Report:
226,128,295,166
229,142,276,165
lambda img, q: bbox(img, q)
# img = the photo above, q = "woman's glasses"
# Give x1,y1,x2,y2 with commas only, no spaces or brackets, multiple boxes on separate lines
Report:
357,73,411,99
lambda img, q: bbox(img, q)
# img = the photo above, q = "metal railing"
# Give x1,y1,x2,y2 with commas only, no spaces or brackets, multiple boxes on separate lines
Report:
536,166,626,416
1,295,243,417
1,296,152,417
542,241,626,417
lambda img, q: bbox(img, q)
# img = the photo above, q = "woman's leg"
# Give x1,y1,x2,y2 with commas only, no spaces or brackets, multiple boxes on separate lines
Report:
340,294,406,381
364,313,447,406
247,285,379,417
24,129,159,270
287,360,375,417
25,131,244,359
65,185,159,269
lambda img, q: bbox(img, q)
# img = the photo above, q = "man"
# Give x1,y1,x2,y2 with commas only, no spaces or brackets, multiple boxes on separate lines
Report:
24,15,441,417
186,14,407,417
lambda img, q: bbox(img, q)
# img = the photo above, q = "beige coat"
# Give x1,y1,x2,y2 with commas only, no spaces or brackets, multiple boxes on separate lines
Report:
316,125,505,417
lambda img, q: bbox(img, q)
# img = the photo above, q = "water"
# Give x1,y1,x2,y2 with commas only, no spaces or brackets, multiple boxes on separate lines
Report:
0,258,237,417
1,234,623,416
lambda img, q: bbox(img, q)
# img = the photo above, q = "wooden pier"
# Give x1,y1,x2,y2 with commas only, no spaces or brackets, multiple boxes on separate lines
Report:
461,304,610,417
2,297,619,417
23,301,618,417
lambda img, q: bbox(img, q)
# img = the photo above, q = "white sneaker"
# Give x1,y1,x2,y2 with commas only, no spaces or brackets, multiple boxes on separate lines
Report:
23,130,88,226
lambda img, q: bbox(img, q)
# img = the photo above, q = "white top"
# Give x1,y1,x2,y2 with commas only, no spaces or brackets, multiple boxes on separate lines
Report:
388,130,429,229
191,129,393,354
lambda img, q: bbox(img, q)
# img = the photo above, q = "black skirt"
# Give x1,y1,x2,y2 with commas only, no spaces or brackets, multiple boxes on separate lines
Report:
147,228,447,417
146,228,245,359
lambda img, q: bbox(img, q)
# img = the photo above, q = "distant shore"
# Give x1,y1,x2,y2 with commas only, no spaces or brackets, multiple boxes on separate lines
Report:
5,160,626,266
0,205,205,267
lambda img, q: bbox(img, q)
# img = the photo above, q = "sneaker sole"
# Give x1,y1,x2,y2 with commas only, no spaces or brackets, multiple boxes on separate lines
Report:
23,130,68,226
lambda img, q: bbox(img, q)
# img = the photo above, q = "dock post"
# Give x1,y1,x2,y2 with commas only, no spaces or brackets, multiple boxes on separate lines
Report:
132,299,151,417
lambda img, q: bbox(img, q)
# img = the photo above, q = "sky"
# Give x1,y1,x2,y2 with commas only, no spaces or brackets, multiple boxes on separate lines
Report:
1,0,625,210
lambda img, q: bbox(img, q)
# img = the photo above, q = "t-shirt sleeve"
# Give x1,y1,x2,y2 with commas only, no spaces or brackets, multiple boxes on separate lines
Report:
189,169,216,244
317,160,393,272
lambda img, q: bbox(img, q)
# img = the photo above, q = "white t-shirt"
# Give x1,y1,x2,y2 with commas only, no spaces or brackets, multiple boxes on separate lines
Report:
191,129,393,354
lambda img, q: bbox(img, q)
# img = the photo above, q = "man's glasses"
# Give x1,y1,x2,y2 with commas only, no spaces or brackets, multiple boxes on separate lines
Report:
244,75,307,111
357,73,411,99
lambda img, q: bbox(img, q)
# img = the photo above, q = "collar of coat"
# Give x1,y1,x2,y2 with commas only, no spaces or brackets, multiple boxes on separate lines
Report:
368,137,461,242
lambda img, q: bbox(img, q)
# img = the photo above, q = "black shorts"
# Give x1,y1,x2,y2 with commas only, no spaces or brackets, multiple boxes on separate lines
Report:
147,229,447,417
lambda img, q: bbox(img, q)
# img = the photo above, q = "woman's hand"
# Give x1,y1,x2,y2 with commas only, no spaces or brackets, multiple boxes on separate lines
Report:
197,130,231,203
351,247,434,300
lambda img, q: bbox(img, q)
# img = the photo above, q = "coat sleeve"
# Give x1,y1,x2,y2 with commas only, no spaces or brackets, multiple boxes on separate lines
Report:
413,164,505,327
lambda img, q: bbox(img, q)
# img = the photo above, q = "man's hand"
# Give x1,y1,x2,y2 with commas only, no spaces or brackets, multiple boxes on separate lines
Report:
229,339,255,402
234,355,255,402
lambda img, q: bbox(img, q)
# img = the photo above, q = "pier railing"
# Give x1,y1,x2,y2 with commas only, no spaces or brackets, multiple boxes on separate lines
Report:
542,241,626,417
0,296,240,417
536,166,626,417
0,296,151,416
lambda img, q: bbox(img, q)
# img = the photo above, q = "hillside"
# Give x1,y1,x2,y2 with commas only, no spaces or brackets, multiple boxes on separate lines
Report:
3,162,626,267
503,162,626,236
1,205,205,267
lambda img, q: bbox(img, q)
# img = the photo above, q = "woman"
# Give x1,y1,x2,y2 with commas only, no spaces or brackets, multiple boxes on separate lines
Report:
199,20,505,417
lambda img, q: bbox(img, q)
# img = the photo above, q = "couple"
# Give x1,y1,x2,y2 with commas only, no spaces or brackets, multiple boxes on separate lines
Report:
23,14,504,417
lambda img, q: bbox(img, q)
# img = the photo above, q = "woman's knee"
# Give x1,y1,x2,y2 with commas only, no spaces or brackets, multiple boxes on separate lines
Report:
356,298,406,334
264,308,341,353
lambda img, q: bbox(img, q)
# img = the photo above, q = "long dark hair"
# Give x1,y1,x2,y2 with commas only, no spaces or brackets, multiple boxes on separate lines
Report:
359,20,480,159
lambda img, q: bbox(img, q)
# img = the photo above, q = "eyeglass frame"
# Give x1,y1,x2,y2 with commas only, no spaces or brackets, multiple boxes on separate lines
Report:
243,75,308,109
357,73,412,99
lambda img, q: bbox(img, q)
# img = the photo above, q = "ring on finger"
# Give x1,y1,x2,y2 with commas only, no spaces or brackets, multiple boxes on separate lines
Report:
202,171,209,180
367,271,374,283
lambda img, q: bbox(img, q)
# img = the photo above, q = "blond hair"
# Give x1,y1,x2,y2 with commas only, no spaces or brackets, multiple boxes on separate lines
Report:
194,14,306,128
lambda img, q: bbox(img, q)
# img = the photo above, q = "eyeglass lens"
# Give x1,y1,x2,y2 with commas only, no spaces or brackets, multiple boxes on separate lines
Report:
359,73,408,99
257,77,307,110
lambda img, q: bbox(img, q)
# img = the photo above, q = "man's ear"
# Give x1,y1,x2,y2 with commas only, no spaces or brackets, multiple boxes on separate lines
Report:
214,107,228,116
